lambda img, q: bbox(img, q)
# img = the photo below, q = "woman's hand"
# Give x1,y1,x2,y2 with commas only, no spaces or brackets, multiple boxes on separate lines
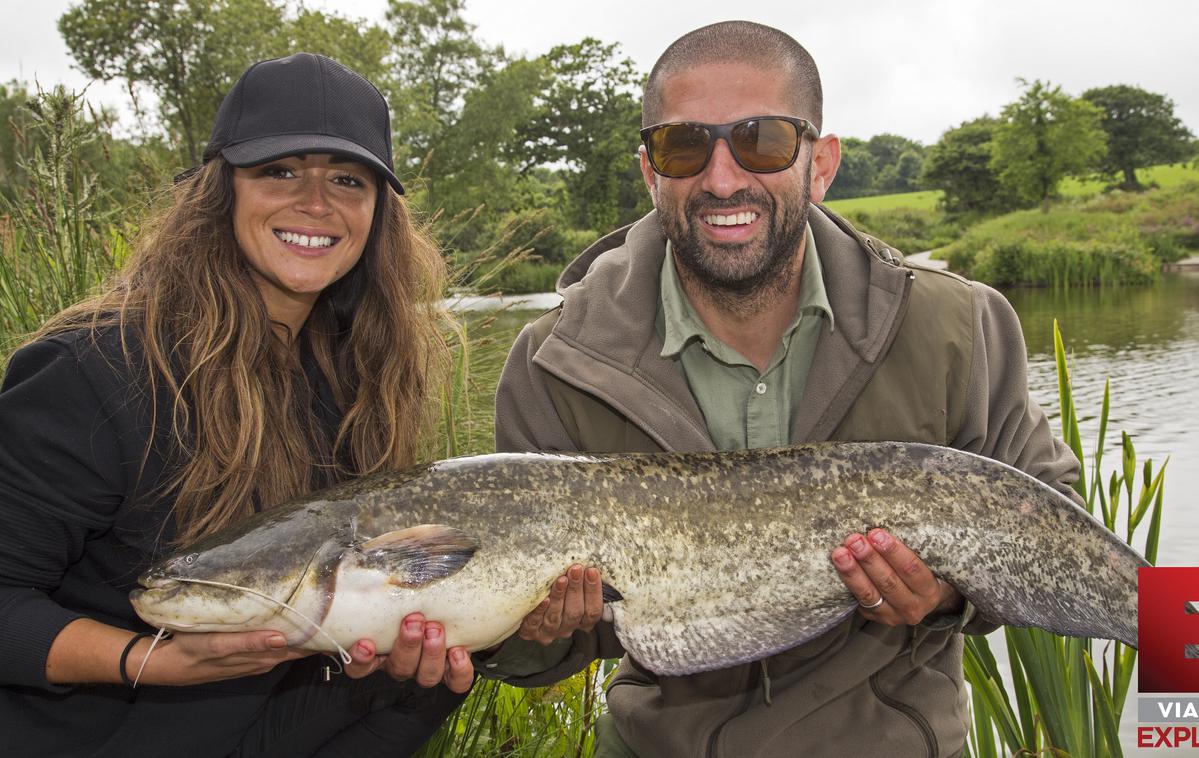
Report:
342,612,474,694
132,629,314,686
45,618,312,687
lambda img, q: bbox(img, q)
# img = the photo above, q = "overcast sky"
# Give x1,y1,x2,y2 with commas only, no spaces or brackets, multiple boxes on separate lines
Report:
3,0,1196,145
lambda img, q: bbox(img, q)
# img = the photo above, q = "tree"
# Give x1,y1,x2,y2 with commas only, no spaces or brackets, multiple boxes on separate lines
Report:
876,150,923,194
59,1,390,167
386,0,496,201
59,0,286,166
430,57,547,219
1081,84,1194,190
992,80,1107,211
518,38,644,231
921,117,1012,213
824,137,877,200
286,9,392,91
865,133,923,171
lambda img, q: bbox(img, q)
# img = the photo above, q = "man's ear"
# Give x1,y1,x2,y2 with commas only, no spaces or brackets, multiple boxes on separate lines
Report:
639,145,659,206
808,134,841,203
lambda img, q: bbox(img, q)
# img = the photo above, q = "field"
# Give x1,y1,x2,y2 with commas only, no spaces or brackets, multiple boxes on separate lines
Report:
824,189,942,214
824,163,1199,218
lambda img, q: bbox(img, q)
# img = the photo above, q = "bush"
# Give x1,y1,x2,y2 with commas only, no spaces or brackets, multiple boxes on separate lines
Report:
943,206,1159,286
841,207,967,254
1124,182,1199,262
484,260,562,294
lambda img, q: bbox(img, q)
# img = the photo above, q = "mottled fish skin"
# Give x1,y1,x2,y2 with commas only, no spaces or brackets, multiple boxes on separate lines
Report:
130,442,1148,676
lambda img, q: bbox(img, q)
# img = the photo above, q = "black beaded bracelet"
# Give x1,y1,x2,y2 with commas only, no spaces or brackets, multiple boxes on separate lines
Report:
119,632,155,688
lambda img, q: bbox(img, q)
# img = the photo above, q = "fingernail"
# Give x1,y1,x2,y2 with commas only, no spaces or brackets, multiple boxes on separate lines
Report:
585,568,600,583
848,535,869,557
268,635,287,649
569,566,582,581
354,643,369,657
405,620,423,634
869,530,891,549
426,626,442,640
452,648,466,664
832,548,852,569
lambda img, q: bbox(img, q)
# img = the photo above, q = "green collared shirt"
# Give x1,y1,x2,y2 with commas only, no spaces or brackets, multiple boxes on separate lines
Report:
657,227,835,451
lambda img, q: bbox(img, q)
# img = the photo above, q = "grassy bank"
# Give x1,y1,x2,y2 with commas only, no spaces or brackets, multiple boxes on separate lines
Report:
941,182,1199,287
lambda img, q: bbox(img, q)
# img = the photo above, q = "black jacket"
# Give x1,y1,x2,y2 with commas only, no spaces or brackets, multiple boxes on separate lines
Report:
0,327,342,757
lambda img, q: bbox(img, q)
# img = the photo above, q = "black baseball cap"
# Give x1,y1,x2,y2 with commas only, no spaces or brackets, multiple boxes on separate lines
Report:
202,53,404,194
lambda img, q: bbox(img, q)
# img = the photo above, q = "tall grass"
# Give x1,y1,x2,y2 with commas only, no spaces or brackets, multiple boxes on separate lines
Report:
0,86,127,357
942,207,1160,287
962,321,1166,758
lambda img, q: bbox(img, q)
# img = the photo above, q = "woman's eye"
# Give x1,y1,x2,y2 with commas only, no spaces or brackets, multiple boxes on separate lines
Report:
334,174,365,188
261,165,295,179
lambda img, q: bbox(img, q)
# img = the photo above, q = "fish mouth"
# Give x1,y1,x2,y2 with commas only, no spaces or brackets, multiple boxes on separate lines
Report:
130,577,183,606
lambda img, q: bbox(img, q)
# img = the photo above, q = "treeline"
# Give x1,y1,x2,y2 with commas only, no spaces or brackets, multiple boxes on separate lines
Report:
4,0,653,292
833,81,1195,211
1,0,1195,288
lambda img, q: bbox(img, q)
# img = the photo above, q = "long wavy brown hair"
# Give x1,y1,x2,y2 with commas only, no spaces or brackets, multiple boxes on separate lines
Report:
33,158,451,546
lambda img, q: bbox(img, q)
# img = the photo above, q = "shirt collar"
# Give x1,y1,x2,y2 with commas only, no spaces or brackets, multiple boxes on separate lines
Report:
658,224,835,359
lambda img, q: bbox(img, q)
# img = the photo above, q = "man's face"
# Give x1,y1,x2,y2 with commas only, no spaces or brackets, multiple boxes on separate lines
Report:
642,62,819,296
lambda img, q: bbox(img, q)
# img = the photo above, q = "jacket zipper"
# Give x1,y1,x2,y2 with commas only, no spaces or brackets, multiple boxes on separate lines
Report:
706,663,761,758
869,672,937,758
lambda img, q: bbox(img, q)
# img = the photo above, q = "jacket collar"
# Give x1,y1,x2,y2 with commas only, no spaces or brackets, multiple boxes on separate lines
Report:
539,205,913,449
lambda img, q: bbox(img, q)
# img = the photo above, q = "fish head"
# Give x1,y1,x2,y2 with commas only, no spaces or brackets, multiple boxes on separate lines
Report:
130,504,341,635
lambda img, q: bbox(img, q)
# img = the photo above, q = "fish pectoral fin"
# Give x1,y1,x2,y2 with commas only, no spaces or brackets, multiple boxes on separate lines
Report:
601,583,624,604
357,524,479,588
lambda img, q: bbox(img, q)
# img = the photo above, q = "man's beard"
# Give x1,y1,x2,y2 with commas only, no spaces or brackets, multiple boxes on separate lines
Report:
659,177,811,309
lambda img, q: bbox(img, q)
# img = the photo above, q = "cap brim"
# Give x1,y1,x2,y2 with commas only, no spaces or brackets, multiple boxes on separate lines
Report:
221,134,404,194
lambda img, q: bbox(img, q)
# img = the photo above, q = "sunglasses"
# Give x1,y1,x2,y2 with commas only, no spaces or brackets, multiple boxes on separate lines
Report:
640,116,820,179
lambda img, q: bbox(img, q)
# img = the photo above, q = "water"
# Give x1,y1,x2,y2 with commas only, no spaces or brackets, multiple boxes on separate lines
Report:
1011,273,1199,570
475,273,1199,753
1002,273,1199,755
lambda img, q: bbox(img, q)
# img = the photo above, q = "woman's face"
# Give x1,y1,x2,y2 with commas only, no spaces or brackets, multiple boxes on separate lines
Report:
231,154,378,332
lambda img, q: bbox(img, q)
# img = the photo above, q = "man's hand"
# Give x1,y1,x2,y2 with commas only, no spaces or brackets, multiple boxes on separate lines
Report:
343,612,474,694
518,564,604,646
830,528,963,626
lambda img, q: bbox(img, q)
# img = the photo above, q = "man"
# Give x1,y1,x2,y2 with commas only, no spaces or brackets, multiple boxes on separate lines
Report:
480,21,1080,757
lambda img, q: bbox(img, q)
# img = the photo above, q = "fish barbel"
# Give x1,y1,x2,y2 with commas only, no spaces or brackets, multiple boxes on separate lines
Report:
130,442,1146,676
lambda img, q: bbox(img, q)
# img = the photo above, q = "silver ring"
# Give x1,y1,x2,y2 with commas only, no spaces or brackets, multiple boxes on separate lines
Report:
859,596,884,609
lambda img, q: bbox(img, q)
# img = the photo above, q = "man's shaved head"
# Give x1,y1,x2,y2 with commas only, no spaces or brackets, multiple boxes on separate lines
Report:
643,21,823,132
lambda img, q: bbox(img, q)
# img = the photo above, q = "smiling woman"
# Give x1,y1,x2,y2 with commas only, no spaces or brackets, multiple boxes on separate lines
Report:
232,155,379,335
0,53,470,757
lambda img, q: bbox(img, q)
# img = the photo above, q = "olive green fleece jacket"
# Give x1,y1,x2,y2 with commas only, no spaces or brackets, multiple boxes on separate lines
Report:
484,206,1081,758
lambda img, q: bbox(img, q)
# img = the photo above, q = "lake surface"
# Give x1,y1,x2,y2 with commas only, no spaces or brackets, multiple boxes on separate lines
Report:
1007,273,1199,755
479,272,1199,754
1010,272,1199,570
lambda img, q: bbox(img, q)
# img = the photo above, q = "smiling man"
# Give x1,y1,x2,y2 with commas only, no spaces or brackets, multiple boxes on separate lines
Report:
485,21,1081,757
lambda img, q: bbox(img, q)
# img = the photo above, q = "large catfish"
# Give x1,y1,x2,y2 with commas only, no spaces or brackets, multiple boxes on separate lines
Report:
131,442,1146,675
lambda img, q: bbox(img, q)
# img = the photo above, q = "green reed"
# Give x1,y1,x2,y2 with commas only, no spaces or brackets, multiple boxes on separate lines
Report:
962,320,1165,758
0,86,126,357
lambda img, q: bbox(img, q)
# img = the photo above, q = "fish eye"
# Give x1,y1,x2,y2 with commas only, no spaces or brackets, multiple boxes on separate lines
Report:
184,553,198,565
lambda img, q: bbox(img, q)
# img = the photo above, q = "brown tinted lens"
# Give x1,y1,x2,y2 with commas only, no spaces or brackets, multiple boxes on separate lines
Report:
649,123,711,177
731,118,800,172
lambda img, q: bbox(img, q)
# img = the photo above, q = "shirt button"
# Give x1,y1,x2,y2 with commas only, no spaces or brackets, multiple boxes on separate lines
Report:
755,382,767,395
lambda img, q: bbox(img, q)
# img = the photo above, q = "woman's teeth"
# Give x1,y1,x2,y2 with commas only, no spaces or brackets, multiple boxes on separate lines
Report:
275,230,335,248
703,212,759,226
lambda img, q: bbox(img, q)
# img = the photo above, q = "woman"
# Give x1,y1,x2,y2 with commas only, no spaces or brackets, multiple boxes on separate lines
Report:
0,53,473,756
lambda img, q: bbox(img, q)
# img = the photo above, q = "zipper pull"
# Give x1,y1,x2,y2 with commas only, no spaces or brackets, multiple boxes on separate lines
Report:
760,660,772,707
